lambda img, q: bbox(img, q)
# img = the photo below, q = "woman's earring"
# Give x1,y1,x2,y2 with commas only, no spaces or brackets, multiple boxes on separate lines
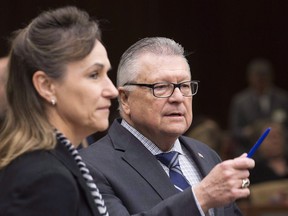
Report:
51,98,56,106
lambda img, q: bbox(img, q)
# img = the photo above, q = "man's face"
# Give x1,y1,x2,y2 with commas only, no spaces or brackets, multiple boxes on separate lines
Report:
121,53,193,146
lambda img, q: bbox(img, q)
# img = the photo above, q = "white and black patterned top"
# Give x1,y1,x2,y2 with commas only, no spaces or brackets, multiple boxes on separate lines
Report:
55,130,109,216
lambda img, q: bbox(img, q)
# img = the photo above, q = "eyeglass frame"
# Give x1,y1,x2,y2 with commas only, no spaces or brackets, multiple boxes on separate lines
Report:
123,80,199,98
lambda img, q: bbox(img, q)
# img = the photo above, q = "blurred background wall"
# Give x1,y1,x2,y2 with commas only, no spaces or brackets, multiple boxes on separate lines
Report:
1,0,287,134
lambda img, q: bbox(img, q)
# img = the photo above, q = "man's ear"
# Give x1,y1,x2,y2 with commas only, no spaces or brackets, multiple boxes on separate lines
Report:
118,87,130,115
32,71,56,104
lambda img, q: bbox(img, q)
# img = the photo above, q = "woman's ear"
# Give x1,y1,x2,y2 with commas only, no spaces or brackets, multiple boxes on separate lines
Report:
32,71,56,105
118,87,130,115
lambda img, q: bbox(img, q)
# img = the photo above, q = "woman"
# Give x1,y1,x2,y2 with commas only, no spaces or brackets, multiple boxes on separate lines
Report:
0,6,118,216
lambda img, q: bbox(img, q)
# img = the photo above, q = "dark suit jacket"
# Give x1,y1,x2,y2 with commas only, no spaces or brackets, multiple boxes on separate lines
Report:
80,119,242,216
0,141,101,216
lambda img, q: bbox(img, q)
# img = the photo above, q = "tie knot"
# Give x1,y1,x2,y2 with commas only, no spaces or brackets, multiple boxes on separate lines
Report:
156,151,179,169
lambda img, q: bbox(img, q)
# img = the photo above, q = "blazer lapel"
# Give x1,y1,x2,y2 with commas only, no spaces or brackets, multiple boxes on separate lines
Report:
179,136,215,177
109,119,179,199
50,142,100,216
179,136,224,216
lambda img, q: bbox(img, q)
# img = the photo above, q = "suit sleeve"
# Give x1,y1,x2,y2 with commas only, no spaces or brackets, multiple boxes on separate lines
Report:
86,162,202,216
5,170,80,216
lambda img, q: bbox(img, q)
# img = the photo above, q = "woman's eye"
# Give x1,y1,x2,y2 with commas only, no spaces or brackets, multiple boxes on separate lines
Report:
90,72,99,79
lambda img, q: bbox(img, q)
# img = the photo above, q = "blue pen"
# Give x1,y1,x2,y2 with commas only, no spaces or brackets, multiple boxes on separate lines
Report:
247,127,271,158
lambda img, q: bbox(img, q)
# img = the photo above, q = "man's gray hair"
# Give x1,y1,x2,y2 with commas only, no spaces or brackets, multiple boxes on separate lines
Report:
117,37,189,87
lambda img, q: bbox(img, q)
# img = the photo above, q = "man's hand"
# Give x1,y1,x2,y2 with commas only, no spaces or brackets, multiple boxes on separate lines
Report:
193,154,255,213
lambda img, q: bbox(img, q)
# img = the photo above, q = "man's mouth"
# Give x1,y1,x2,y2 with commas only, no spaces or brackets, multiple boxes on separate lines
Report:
166,112,183,117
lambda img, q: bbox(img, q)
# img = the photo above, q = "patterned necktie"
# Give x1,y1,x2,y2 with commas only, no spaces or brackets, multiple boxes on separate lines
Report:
55,130,109,216
156,151,190,191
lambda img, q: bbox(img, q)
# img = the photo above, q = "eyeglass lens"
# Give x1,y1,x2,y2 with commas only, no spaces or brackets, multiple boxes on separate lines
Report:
153,81,197,98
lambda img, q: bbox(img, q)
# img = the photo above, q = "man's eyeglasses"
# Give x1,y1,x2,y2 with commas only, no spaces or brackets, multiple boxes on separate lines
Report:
123,80,199,98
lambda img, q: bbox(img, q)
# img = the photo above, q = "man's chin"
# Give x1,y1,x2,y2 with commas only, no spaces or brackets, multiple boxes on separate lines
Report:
163,128,186,137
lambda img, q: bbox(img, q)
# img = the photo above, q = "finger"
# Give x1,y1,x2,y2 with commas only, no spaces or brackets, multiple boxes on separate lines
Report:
232,157,255,170
230,170,250,180
239,153,247,158
233,187,251,199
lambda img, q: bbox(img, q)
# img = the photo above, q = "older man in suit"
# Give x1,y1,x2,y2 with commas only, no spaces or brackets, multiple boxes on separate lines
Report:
80,37,254,216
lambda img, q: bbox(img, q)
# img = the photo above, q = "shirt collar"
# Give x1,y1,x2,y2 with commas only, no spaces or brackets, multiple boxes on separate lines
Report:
121,119,184,156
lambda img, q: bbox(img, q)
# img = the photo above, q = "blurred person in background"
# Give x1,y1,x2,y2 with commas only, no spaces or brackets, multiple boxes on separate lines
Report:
185,115,235,160
249,120,288,184
229,58,288,155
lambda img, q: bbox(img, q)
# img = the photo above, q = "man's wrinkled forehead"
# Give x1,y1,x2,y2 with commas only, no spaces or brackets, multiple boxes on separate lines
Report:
138,53,190,71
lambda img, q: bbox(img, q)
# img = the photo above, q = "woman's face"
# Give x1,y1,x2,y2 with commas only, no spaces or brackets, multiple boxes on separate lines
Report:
51,40,118,141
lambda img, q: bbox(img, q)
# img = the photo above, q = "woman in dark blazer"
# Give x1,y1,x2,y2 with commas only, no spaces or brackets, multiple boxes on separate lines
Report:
0,6,118,216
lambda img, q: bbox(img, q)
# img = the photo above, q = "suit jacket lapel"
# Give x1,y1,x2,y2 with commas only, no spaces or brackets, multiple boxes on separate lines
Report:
179,136,214,177
50,142,100,216
109,119,179,199
180,136,224,216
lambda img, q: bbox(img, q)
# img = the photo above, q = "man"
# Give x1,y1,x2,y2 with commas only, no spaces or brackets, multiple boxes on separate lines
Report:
0,56,8,126
80,37,254,215
229,58,288,154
